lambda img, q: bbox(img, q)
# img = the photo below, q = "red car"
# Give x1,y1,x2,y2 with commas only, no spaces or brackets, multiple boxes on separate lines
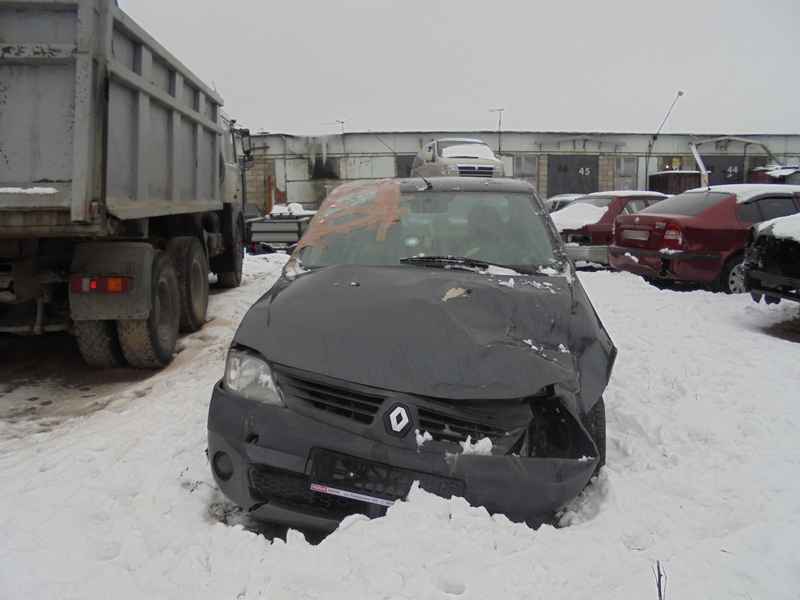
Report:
609,184,800,293
553,191,667,265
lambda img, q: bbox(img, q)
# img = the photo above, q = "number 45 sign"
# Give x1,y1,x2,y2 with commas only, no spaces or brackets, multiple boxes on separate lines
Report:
578,167,592,176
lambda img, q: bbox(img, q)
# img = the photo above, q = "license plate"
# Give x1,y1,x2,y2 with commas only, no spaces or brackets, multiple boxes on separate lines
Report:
309,483,395,507
622,229,650,241
309,449,464,506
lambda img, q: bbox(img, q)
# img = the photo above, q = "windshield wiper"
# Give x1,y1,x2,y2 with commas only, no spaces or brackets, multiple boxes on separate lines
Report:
400,255,517,272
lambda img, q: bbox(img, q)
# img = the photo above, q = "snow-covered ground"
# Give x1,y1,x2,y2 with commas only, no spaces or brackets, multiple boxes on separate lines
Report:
2,255,800,599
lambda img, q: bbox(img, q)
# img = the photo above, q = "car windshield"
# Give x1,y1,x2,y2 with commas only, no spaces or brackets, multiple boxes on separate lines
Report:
438,142,496,160
640,191,729,216
575,197,613,208
297,183,558,272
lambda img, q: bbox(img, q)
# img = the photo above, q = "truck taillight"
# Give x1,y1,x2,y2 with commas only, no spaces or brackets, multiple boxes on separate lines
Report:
70,276,130,294
662,224,683,250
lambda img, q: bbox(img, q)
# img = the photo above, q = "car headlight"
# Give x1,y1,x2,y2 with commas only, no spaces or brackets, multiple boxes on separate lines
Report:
446,164,460,175
224,348,284,406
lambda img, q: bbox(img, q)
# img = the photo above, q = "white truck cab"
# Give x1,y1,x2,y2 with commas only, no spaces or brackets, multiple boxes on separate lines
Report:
411,138,505,178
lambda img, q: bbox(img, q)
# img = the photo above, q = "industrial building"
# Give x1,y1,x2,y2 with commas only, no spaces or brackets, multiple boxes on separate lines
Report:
244,131,800,211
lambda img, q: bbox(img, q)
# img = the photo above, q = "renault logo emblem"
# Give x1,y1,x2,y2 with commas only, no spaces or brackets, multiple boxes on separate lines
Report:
384,403,412,437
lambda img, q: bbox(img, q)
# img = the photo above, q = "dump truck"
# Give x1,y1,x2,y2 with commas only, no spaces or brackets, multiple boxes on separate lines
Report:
0,0,248,368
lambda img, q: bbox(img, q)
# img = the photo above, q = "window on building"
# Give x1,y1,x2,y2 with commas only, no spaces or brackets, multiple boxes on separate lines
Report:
396,155,416,178
616,157,637,177
513,155,539,178
658,156,686,171
311,157,339,180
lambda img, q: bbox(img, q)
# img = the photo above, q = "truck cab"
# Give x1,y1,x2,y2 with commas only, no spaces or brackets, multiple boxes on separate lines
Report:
411,138,505,178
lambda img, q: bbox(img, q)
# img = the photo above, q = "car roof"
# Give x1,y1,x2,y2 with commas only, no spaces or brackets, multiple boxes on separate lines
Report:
547,193,583,201
583,190,667,198
434,138,488,144
685,184,800,204
396,177,535,194
329,177,535,196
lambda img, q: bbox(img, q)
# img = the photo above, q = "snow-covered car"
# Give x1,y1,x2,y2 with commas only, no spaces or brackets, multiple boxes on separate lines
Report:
545,193,584,213
745,211,800,304
411,138,505,178
207,177,616,532
551,192,666,265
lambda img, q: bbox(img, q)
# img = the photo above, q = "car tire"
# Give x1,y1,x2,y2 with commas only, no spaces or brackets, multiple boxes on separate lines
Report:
582,397,606,475
117,251,180,369
167,237,209,333
717,254,746,294
74,320,127,368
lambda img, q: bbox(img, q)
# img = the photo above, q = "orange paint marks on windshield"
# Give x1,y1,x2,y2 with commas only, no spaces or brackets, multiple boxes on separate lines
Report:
298,180,409,249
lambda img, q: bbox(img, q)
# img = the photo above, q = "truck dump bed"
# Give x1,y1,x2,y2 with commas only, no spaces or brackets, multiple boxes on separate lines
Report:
0,0,224,238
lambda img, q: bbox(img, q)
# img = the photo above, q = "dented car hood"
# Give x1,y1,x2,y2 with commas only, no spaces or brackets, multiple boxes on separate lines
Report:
234,264,616,409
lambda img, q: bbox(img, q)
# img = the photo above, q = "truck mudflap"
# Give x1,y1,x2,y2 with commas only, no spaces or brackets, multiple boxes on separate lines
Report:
69,242,154,321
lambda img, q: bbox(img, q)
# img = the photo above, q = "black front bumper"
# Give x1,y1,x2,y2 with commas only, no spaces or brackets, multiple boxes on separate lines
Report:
746,269,800,304
207,382,597,532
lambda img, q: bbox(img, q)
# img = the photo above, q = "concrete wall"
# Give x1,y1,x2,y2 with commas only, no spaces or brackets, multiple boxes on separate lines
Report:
247,131,800,208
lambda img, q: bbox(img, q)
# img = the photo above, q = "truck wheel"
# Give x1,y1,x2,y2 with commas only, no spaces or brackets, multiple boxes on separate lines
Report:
117,251,180,368
217,218,244,289
74,320,127,368
582,398,606,475
167,237,209,333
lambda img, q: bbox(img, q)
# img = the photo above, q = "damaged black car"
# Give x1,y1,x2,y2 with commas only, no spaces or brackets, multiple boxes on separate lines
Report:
745,212,800,305
207,177,616,532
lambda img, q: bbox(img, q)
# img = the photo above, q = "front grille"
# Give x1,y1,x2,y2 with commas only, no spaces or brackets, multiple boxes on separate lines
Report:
417,407,507,443
275,369,386,424
457,165,495,177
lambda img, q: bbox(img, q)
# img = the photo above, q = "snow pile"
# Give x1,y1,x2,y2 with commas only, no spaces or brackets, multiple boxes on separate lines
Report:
498,277,515,288
550,202,608,231
758,212,800,243
459,436,493,456
484,265,521,276
624,252,640,263
415,429,433,448
0,187,58,194
270,202,316,216
766,166,800,178
2,259,800,599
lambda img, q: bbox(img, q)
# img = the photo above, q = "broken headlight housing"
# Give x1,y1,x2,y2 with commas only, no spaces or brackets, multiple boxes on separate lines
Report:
224,348,284,406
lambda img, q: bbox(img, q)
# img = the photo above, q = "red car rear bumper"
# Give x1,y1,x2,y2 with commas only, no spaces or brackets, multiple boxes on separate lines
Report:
608,246,724,284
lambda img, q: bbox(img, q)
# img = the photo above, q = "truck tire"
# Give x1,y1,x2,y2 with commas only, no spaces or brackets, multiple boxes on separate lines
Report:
217,217,244,289
74,320,127,368
582,397,606,475
167,237,209,333
117,251,180,369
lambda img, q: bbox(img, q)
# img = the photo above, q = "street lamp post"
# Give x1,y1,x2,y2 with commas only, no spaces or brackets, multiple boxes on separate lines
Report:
489,108,504,154
644,90,684,189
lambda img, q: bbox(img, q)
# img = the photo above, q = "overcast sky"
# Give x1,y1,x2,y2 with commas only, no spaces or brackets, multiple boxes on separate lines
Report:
122,0,800,136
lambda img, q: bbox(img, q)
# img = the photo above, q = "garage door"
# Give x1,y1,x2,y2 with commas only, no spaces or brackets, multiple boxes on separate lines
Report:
547,155,599,197
702,156,745,186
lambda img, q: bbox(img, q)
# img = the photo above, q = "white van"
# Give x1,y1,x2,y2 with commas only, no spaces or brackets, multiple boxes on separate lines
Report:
411,138,505,178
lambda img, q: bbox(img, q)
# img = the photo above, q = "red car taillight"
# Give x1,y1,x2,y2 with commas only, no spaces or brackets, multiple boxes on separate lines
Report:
661,223,683,250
